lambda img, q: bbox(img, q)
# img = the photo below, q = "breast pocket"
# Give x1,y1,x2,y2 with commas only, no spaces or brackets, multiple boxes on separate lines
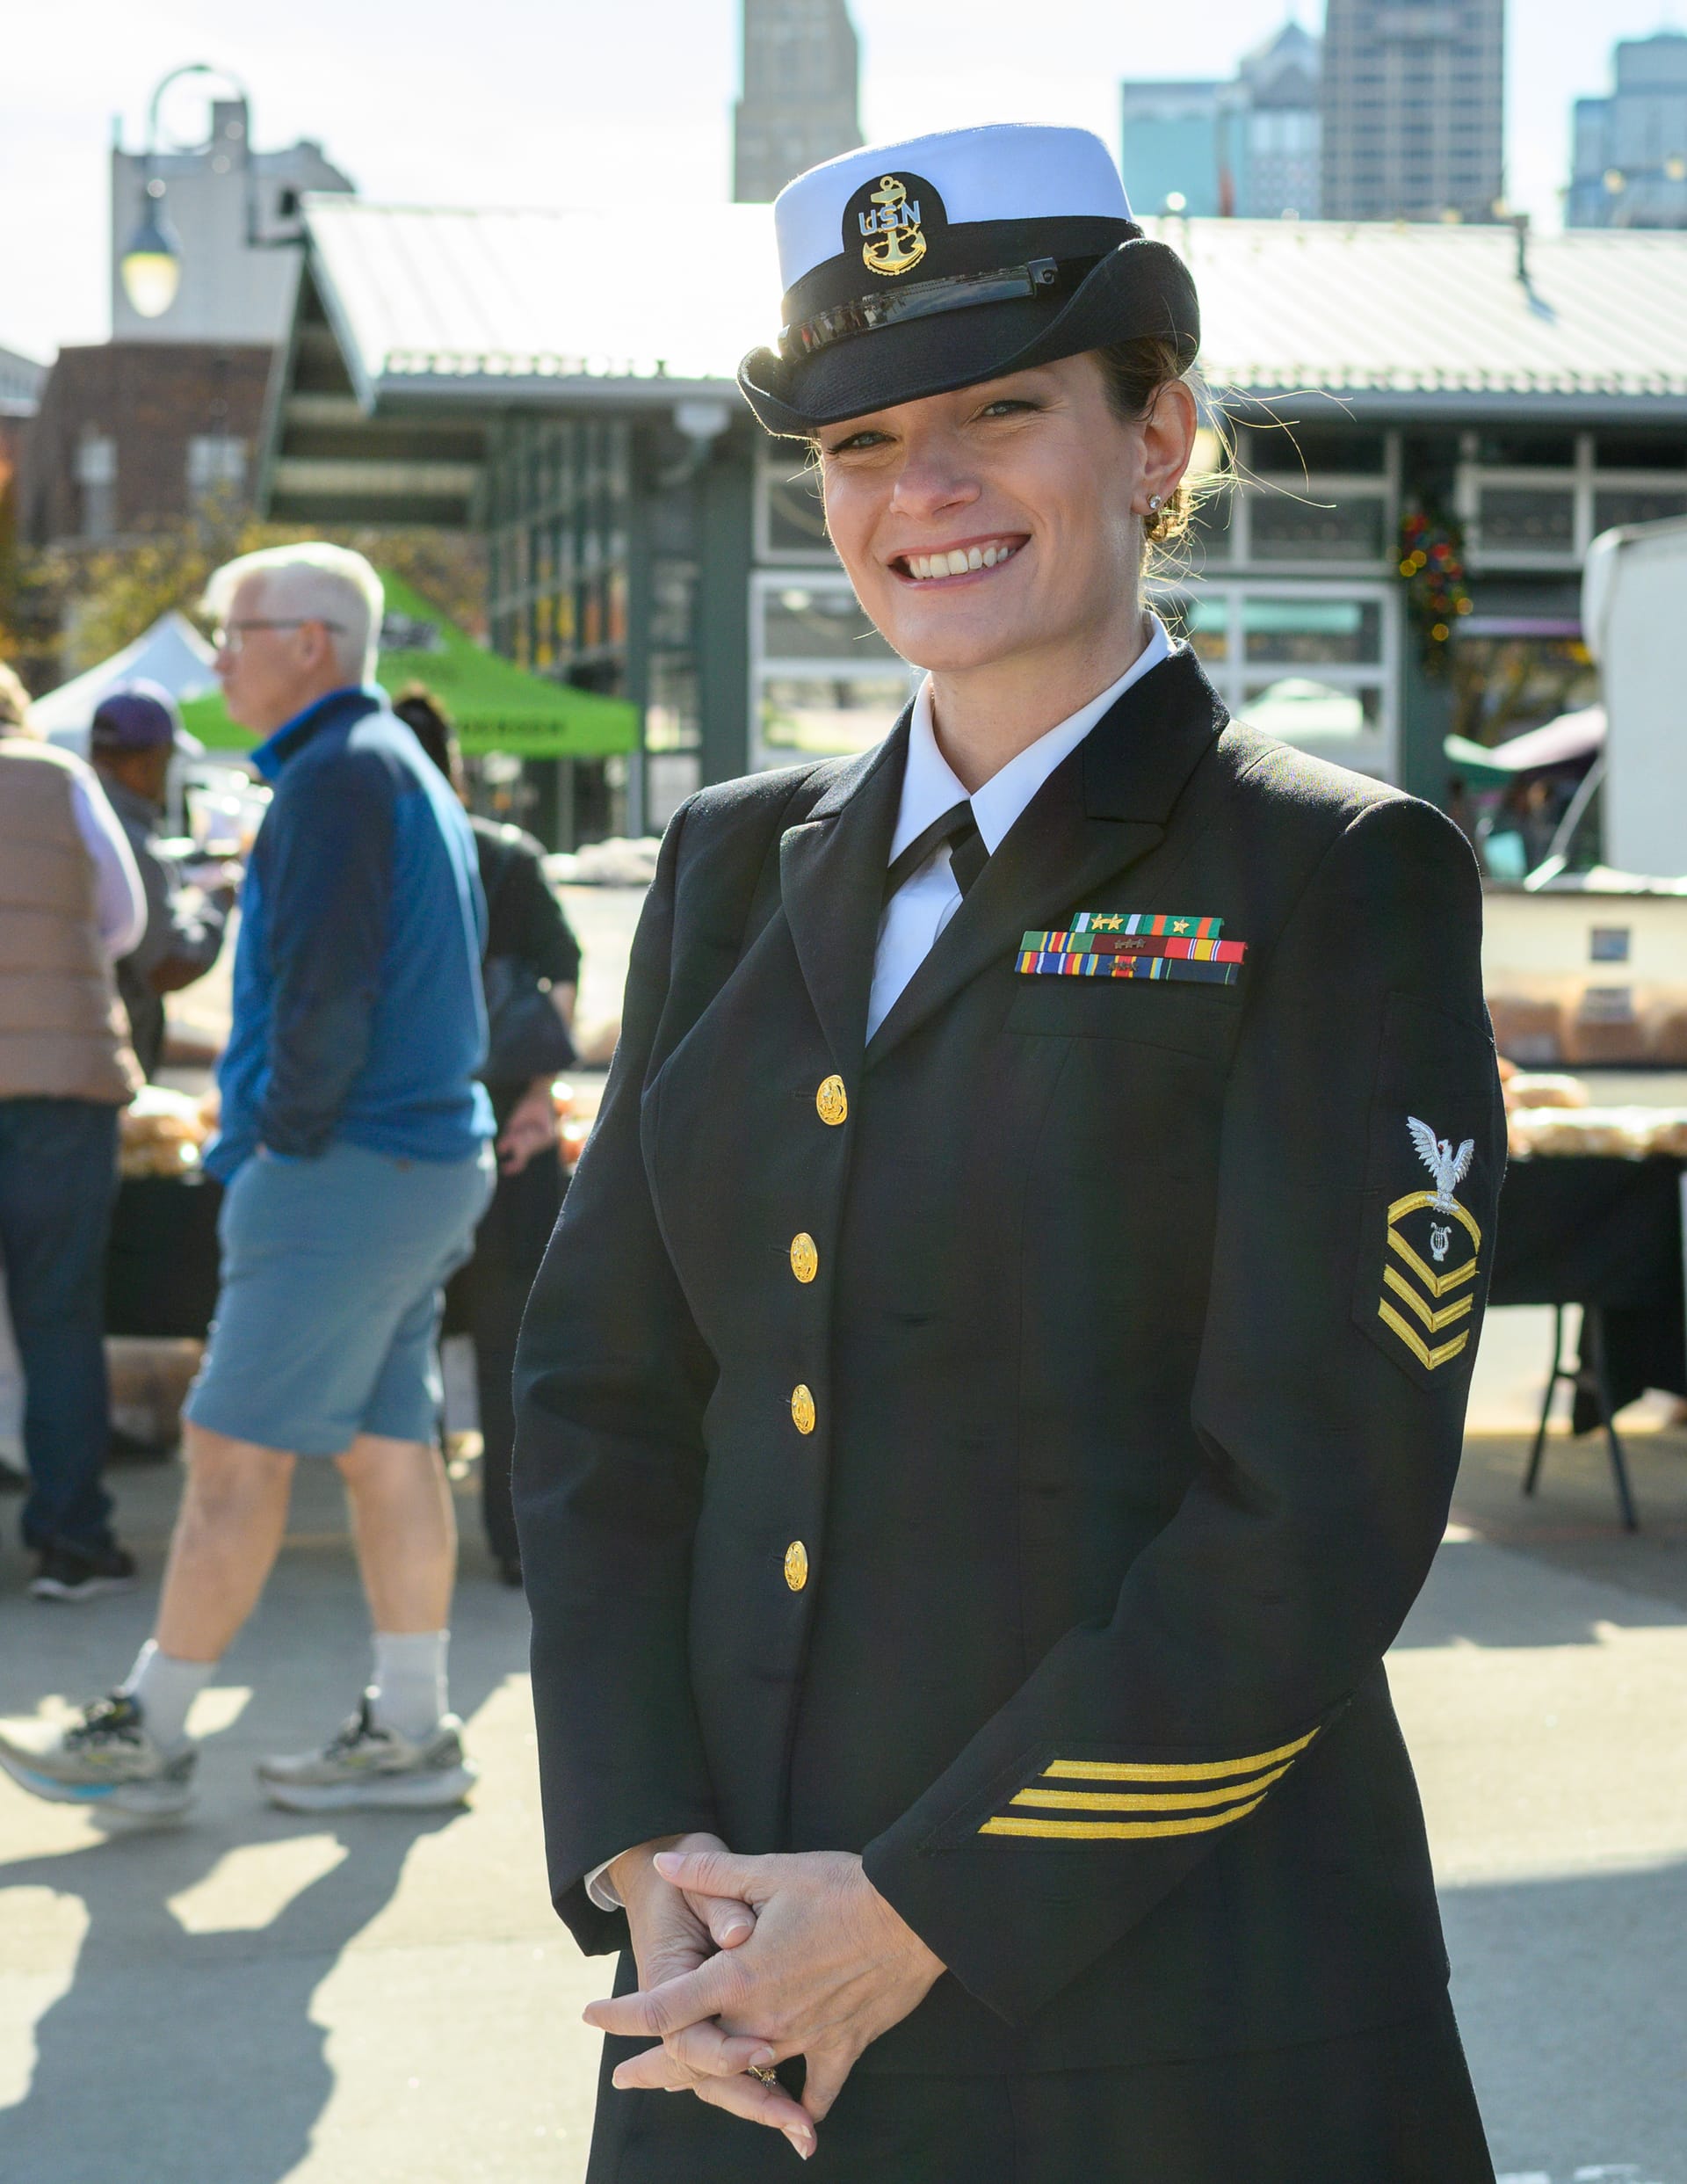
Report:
1004,976,1243,1063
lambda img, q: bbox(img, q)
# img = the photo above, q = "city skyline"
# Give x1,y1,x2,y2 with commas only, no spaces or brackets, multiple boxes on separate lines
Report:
4,0,1685,361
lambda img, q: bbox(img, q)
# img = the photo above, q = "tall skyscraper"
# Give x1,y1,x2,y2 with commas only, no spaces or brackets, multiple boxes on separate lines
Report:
733,0,862,207
1321,0,1503,223
1234,19,1322,218
1568,31,1687,229
1121,18,1320,222
1120,80,1226,218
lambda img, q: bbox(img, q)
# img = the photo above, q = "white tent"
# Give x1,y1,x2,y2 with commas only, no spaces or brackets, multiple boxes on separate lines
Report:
33,610,219,750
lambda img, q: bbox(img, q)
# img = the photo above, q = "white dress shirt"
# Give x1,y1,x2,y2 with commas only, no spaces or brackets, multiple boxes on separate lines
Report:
583,615,1176,1916
69,765,148,959
865,614,1174,1040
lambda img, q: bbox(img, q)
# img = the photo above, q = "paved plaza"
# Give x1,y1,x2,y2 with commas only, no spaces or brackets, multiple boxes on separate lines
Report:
1,1406,1683,2183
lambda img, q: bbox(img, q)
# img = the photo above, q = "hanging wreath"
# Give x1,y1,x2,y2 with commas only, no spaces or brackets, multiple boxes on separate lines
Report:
1397,507,1473,674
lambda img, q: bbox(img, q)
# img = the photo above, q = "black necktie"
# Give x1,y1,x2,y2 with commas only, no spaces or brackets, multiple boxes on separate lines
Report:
882,799,988,908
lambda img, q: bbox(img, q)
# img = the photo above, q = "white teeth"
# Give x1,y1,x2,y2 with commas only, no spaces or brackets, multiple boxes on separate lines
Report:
902,541,1017,580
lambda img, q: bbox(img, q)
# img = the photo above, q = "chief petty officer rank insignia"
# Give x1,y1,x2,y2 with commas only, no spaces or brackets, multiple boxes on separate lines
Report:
1374,1116,1482,1375
1017,911,1246,987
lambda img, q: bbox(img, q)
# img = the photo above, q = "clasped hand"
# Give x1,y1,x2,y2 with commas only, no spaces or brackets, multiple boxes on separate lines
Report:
586,1835,945,2163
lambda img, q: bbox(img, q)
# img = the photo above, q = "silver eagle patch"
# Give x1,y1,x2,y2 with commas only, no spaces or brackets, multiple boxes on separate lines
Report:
1407,1115,1476,1213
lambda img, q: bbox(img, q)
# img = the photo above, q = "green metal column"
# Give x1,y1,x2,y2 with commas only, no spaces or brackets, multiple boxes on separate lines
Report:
695,429,754,785
1399,643,1455,810
624,424,655,833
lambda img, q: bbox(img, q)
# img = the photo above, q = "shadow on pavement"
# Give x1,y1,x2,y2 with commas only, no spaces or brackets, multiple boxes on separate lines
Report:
1448,1857,1687,2182
0,1455,529,2183
0,1805,463,2183
1392,1433,1687,1649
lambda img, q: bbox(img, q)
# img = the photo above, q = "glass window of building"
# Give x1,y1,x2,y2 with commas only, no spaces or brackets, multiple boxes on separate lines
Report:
1158,581,1398,780
750,571,919,767
76,431,117,541
757,440,836,562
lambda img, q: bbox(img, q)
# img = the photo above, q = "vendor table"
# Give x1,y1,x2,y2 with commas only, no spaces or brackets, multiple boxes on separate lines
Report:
1488,1156,1687,1529
105,1174,223,1343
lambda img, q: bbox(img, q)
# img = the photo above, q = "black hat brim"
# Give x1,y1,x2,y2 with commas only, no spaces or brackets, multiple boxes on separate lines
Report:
738,236,1198,437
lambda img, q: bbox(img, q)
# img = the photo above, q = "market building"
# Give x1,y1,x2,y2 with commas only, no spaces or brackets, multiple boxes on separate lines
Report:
257,198,1687,846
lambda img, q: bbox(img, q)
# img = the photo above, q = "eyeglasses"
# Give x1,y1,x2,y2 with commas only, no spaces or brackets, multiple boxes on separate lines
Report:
213,618,346,657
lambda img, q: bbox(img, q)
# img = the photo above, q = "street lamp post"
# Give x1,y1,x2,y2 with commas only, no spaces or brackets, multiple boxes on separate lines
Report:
119,62,296,321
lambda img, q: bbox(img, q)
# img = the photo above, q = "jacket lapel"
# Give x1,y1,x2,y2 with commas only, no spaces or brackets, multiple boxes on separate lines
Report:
865,652,1227,1069
779,711,910,1077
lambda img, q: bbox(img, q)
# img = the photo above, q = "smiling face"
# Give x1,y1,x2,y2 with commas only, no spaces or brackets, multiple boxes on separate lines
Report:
815,352,1197,689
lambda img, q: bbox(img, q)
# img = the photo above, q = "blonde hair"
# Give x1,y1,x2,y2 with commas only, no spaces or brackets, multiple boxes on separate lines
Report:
1092,337,1227,567
0,659,36,736
203,542,385,684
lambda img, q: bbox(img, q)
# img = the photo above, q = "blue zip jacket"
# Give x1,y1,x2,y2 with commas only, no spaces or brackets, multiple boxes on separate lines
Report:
206,686,493,1181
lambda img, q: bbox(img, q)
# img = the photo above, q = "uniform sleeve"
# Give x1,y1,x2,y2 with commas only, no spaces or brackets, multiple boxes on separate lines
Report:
512,802,720,1955
861,795,1505,2028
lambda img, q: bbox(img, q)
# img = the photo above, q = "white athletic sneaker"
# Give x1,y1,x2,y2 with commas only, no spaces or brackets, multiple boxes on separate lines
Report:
257,1693,478,1812
0,1694,197,1819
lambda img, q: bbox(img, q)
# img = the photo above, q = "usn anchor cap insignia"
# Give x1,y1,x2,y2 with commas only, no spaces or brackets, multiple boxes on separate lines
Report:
845,171,942,279
1375,1117,1481,1374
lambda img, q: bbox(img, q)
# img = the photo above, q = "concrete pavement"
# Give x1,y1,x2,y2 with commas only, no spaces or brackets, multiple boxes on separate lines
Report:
1,1421,1683,2182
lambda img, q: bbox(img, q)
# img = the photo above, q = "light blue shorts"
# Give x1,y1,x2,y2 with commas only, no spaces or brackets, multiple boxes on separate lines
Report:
185,1139,494,1458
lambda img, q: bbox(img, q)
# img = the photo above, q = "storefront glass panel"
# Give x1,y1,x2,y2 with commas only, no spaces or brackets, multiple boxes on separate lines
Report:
760,675,915,758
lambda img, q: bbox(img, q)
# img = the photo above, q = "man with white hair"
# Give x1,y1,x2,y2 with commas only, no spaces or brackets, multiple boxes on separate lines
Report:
0,545,496,1819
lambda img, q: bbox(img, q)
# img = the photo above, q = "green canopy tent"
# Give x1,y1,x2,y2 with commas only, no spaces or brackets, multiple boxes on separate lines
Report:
177,573,639,758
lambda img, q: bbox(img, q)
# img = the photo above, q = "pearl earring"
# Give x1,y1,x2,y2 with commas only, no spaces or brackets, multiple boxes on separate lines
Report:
1147,494,1162,513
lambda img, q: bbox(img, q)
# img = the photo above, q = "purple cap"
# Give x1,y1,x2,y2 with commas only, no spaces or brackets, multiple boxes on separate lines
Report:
90,680,203,757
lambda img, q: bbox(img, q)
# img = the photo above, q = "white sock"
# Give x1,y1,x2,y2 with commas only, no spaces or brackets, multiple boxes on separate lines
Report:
369,1630,449,1740
120,1641,215,1749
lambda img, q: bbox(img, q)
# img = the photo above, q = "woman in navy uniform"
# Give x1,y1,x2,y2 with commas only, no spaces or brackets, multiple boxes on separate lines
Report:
514,124,1502,2180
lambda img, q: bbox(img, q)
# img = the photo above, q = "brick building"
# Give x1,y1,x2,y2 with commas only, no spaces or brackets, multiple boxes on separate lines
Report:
17,343,271,548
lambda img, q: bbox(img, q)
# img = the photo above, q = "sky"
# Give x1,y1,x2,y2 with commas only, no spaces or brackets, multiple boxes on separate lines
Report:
3,0,1684,364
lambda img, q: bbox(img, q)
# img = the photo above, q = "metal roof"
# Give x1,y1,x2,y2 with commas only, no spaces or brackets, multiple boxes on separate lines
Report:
299,194,1687,418
302,196,778,410
1181,217,1687,416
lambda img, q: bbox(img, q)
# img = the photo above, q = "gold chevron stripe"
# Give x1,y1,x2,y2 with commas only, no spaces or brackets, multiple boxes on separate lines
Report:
1041,1726,1319,1784
1378,1296,1470,1372
1387,1226,1479,1298
1010,1761,1293,1814
1382,1263,1476,1334
1388,1188,1482,1251
981,1793,1268,1840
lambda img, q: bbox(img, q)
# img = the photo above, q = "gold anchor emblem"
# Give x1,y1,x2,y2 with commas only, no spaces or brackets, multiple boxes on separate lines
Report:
860,176,926,278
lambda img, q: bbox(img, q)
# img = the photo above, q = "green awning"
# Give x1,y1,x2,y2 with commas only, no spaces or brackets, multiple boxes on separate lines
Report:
178,573,640,758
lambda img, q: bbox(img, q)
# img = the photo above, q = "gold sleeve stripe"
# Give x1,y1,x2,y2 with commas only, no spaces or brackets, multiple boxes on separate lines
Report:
981,1793,1268,1841
1040,1725,1319,1785
1388,1188,1482,1252
1377,1297,1471,1373
1009,1760,1293,1814
1382,1262,1475,1334
1387,1226,1478,1299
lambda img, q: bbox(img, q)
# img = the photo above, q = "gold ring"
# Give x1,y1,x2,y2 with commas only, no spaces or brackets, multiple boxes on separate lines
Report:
747,2064,779,2087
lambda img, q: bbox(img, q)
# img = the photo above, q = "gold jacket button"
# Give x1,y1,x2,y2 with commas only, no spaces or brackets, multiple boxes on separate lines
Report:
815,1075,848,1126
789,1232,819,1284
785,1541,809,1591
790,1383,816,1435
